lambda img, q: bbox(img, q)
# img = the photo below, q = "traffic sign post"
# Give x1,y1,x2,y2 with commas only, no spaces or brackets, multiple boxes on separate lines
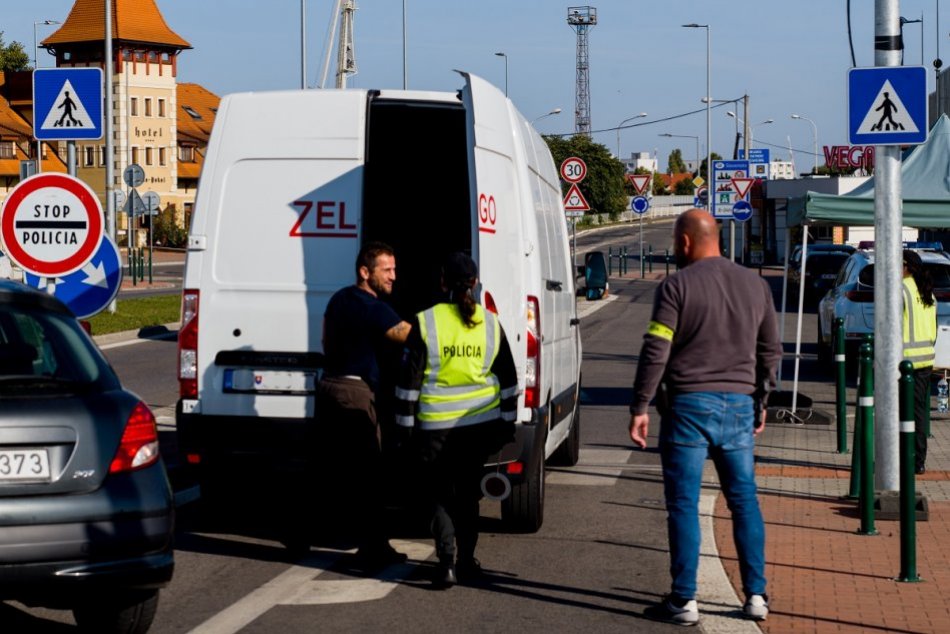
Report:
732,200,753,222
33,68,104,141
627,173,651,196
848,66,928,146
0,173,104,277
23,236,122,319
711,160,750,219
694,185,709,209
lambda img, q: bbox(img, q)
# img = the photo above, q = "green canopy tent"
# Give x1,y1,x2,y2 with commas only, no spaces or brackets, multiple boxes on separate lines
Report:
779,115,950,415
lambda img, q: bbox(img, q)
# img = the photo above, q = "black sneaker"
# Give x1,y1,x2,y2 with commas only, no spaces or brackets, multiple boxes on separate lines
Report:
455,557,484,582
643,594,699,627
432,562,457,589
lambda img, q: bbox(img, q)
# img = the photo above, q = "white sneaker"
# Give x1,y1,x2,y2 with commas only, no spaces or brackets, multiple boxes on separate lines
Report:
644,595,699,626
743,594,769,620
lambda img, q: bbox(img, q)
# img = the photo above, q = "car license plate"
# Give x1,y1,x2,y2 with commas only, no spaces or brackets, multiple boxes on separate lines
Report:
223,369,317,394
821,274,837,279
0,449,51,481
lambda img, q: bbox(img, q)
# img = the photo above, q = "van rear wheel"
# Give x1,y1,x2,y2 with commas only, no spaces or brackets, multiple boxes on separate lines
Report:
500,453,544,533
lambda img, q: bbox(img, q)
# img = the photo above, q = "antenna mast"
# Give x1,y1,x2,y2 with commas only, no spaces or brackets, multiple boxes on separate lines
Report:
336,0,358,88
567,6,597,137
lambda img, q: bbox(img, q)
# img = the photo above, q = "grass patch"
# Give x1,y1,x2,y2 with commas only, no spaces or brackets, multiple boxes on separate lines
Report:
87,294,181,336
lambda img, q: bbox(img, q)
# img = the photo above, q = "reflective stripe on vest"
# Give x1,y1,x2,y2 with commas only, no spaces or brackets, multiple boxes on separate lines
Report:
416,303,501,430
902,277,937,369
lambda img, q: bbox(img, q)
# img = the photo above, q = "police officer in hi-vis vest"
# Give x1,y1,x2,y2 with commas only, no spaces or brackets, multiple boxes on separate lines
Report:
902,249,937,475
394,252,518,588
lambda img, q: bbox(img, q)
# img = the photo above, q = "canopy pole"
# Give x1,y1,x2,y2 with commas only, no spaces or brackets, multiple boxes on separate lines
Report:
791,226,809,414
778,226,792,388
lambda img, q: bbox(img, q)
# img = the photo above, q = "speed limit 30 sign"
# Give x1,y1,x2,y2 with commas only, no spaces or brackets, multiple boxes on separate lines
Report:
560,156,587,183
0,173,104,277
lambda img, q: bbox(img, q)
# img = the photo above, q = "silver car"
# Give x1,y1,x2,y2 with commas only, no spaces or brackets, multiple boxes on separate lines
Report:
817,247,950,364
0,281,174,633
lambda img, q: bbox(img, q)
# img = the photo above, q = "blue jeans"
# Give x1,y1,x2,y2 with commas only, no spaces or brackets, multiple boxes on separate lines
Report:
659,392,766,600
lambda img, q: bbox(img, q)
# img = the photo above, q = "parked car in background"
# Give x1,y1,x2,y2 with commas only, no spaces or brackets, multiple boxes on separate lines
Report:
787,243,856,304
0,281,174,633
817,246,950,364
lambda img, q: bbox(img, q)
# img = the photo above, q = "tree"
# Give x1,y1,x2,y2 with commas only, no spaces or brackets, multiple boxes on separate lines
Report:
0,33,31,72
698,152,723,181
674,178,695,195
667,148,687,175
545,134,627,219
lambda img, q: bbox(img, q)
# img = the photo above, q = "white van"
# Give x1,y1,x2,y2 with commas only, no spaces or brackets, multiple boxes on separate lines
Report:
176,72,582,532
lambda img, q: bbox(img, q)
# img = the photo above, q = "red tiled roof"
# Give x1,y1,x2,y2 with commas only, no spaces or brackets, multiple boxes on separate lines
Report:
658,172,694,189
177,83,219,143
42,0,190,49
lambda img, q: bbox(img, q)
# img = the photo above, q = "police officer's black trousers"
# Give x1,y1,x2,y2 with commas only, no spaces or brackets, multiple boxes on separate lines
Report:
914,367,931,470
416,423,499,563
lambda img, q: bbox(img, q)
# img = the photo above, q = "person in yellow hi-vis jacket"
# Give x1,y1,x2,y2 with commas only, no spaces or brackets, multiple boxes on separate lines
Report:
902,249,937,475
394,252,518,589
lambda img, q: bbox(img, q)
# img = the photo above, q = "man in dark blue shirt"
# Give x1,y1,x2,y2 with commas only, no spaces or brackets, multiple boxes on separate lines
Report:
315,242,411,569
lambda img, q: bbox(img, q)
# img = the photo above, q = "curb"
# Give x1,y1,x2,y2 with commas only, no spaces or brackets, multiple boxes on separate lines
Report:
93,321,180,347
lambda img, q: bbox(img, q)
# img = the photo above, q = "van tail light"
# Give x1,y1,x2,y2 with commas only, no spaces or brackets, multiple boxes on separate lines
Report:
483,290,498,314
935,290,950,302
525,295,541,408
845,290,874,303
178,289,199,398
109,402,160,474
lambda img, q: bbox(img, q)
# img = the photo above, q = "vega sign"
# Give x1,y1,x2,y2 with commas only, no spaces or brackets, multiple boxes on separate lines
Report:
822,145,875,171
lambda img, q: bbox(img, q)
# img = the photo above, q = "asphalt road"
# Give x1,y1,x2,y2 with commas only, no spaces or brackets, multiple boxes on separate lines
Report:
10,220,823,632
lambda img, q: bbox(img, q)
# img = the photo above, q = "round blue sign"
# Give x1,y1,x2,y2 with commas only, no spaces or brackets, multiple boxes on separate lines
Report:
24,235,122,319
631,196,650,214
732,200,753,222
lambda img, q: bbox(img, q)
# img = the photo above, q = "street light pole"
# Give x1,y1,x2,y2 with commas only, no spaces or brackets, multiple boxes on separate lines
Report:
494,52,508,97
300,0,307,89
658,133,700,176
532,107,562,124
33,19,61,175
616,112,648,158
683,24,711,188
726,112,774,148
791,114,819,174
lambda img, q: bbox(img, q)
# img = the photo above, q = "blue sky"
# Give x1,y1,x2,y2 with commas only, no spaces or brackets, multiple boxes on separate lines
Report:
5,1,944,172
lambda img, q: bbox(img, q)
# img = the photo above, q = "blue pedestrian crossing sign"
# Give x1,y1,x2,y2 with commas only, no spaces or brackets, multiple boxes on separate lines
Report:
33,68,103,141
848,66,927,146
23,235,122,319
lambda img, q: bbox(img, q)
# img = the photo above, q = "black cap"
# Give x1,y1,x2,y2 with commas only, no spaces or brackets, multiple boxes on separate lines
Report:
443,252,478,288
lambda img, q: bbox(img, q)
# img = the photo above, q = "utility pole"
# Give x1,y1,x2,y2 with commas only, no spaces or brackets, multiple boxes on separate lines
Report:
567,7,596,137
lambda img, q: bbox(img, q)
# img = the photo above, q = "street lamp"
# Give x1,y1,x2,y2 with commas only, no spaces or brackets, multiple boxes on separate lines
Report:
900,15,924,65
791,113,820,174
532,108,562,124
494,52,508,96
33,19,60,68
726,111,773,147
33,19,61,175
683,23,710,183
616,112,647,158
659,133,700,176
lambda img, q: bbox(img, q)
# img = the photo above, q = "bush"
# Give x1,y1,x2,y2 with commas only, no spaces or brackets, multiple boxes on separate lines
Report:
152,206,187,248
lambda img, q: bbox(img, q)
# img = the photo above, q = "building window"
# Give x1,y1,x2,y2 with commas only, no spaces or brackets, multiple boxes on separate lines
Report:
180,146,195,162
158,99,166,117
130,97,138,116
99,145,106,166
159,147,167,166
145,98,152,117
145,147,153,166
84,146,95,167
0,141,14,159
182,106,202,120
131,147,139,164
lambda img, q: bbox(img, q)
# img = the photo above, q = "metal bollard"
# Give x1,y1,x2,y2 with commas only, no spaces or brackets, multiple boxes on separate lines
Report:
857,341,877,535
640,245,645,279
665,249,670,276
138,251,145,282
622,246,628,276
608,246,613,277
648,245,653,273
897,360,920,581
129,248,137,287
834,318,848,454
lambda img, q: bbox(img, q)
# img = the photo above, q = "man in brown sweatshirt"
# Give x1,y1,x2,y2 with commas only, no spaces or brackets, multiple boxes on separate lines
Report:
630,209,782,626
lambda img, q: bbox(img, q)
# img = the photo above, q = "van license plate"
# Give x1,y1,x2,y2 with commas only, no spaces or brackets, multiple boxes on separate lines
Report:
0,449,51,481
224,369,317,394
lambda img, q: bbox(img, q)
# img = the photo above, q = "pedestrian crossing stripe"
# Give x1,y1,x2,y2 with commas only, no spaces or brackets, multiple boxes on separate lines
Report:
855,79,919,135
40,80,95,131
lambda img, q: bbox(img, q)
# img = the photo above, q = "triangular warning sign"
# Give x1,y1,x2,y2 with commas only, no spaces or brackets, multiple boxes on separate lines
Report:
123,189,147,216
627,173,651,196
731,177,754,199
40,79,94,130
563,183,590,211
856,79,920,135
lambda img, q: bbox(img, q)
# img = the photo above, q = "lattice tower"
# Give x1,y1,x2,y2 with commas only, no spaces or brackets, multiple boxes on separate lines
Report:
567,6,597,136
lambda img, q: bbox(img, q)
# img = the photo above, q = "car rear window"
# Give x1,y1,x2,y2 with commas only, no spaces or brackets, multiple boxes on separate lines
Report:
0,306,114,390
807,254,849,274
856,262,950,289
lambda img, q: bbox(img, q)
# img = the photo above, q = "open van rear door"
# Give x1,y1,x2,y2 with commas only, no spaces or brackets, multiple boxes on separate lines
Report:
459,72,525,354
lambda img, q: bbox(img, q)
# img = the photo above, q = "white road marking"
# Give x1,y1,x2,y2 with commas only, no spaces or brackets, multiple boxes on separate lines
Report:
576,293,617,320
186,539,433,633
546,448,632,486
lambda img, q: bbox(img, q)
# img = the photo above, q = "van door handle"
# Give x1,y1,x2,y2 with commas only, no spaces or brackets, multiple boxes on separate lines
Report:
546,280,563,291
570,318,580,326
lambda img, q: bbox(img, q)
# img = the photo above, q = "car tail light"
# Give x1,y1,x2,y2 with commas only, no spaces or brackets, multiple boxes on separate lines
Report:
935,290,950,302
845,290,874,302
505,461,524,475
109,402,160,474
178,290,199,398
525,295,540,408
